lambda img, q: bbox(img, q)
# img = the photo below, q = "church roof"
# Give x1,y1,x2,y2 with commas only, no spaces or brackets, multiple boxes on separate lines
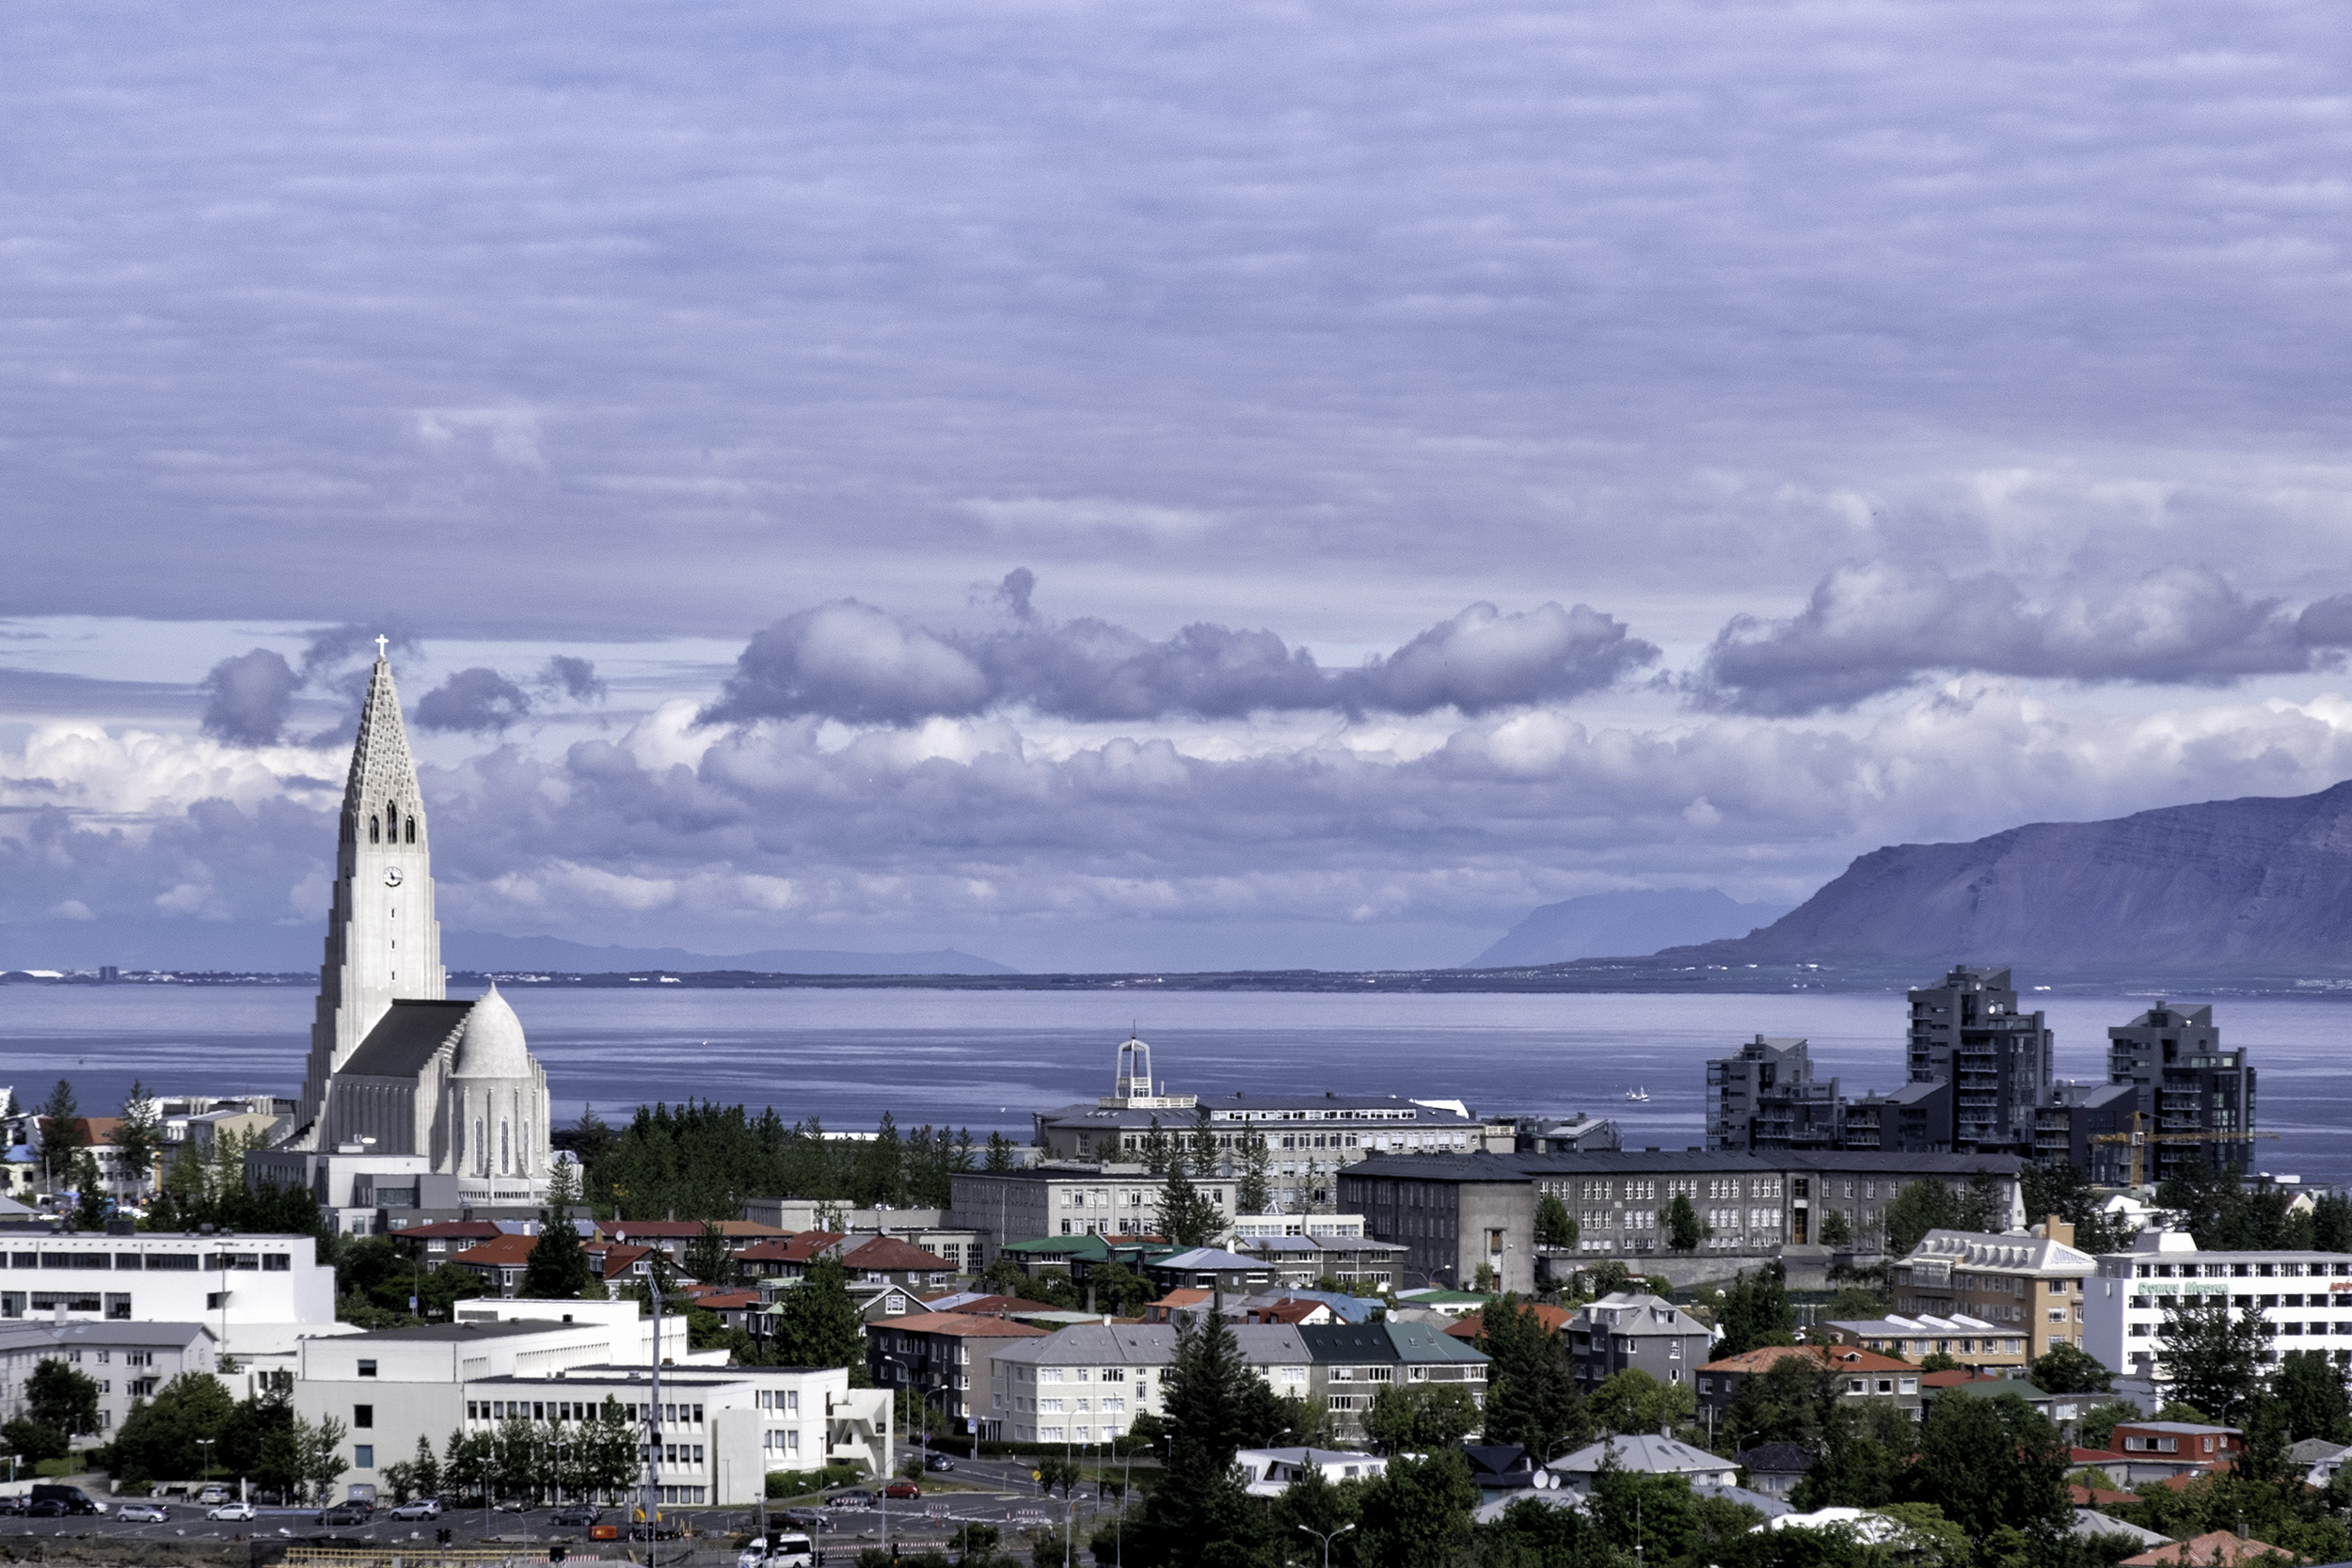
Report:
453,985,532,1078
341,999,475,1078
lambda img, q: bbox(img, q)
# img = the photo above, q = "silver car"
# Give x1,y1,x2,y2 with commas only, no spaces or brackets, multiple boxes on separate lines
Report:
117,1504,170,1523
207,1501,259,1522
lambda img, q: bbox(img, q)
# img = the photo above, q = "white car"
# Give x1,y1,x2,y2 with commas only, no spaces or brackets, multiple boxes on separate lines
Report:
117,1504,171,1523
207,1502,259,1522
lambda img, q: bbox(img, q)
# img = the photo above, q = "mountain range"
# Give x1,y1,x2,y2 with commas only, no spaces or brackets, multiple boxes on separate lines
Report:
1470,888,1794,967
1657,779,2352,979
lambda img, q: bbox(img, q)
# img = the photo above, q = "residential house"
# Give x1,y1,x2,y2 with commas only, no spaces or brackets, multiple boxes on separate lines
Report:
738,1232,848,1286
0,1322,216,1447
1142,1289,1213,1325
867,1311,1049,1437
2118,1531,2281,1567
2086,1229,2352,1386
1234,1448,1390,1497
1563,1292,1711,1390
389,1219,524,1265
839,1236,957,1291
685,1287,766,1337
1145,1247,1277,1296
1925,1376,2097,1432
587,1241,659,1290
450,1234,549,1297
1696,1344,1922,1429
1735,1443,1814,1499
1548,1433,1740,1494
1817,1312,2010,1363
1891,1221,2097,1369
1300,1320,1490,1446
1460,1445,1538,1493
1443,1302,1575,1348
1238,1232,1408,1291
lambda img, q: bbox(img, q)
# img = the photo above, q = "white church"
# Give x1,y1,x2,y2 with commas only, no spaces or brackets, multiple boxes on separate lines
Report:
250,645,556,1231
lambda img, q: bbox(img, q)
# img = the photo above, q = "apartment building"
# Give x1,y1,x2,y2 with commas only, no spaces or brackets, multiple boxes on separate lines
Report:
1694,1344,1922,1427
2104,1004,2258,1182
2086,1230,2352,1384
0,1228,338,1378
867,1312,1048,1436
1889,1223,2098,1369
0,1321,217,1446
1564,1291,1711,1389
1906,966,2053,1152
949,1164,1234,1254
1706,1037,1843,1152
985,1321,1313,1445
1300,1319,1488,1445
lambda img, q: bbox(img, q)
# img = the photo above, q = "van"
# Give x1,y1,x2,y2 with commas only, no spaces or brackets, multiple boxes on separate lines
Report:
738,1534,814,1568
30,1485,106,1516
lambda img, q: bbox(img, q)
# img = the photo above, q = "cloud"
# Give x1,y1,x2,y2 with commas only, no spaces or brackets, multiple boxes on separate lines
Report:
299,622,421,689
199,648,300,745
1695,562,2339,716
415,668,534,735
534,656,607,704
704,579,1656,725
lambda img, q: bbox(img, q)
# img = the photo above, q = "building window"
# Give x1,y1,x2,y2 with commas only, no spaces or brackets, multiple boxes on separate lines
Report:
358,1359,377,1378
354,1405,373,1428
354,1446,373,1469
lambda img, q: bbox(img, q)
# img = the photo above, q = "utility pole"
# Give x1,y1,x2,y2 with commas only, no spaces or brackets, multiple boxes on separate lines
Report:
644,1275,663,1568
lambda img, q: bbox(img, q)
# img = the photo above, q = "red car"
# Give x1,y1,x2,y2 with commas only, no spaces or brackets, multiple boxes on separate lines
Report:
881,1481,920,1500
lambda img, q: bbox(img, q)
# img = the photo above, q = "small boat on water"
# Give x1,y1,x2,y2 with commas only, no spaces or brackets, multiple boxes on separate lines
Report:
1624,1085,1649,1102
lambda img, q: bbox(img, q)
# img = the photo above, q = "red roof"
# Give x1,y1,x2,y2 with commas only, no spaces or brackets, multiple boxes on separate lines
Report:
687,1290,763,1310
454,1235,541,1267
1698,1344,1914,1375
1445,1304,1577,1341
738,1231,849,1264
1920,1368,2010,1386
2120,1530,2279,1565
2071,1482,2138,1506
591,1243,655,1282
842,1236,951,1272
398,1221,511,1240
1244,1300,1329,1324
879,1312,1051,1339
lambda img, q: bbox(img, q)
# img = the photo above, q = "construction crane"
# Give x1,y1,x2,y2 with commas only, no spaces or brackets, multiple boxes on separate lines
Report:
2087,1110,2277,1188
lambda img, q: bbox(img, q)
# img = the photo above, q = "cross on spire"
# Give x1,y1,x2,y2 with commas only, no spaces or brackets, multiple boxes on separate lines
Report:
375,634,389,659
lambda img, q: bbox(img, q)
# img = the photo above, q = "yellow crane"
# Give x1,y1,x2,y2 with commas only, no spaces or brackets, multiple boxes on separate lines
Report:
2087,1110,2277,1188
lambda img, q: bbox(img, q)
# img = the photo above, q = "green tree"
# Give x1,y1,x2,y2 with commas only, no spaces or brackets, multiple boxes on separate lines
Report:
1234,1126,1273,1215
2158,1293,2272,1423
1817,1208,1852,1246
1140,1119,1171,1176
520,1211,595,1299
771,1256,866,1370
1355,1449,1479,1568
1127,1312,1278,1566
1715,1266,1799,1356
26,1356,103,1437
1478,1492,1620,1568
1587,1368,1694,1437
108,1370,237,1485
1954,1169,2005,1233
1535,1192,1579,1250
1883,1180,1959,1257
2020,1159,2139,1254
112,1080,163,1200
1364,1383,1481,1453
1789,1399,1916,1510
2028,1341,2112,1394
2313,1194,2352,1255
306,1414,351,1504
38,1078,84,1187
73,1151,109,1228
2274,1349,2352,1444
684,1219,736,1287
1897,1391,2069,1544
0,1415,67,1463
984,1131,1017,1173
2074,1399,2141,1451
1479,1294,1586,1454
1723,1351,1833,1449
1154,1164,1223,1247
1662,1193,1704,1254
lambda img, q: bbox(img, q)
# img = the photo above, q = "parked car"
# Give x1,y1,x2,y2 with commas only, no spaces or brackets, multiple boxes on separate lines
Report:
207,1501,259,1522
771,1507,833,1533
318,1505,370,1527
548,1504,600,1527
823,1490,877,1510
197,1486,230,1506
881,1481,920,1500
923,1453,956,1472
117,1503,171,1523
31,1484,104,1515
28,1500,72,1518
0,1497,28,1517
389,1498,444,1521
493,1497,530,1513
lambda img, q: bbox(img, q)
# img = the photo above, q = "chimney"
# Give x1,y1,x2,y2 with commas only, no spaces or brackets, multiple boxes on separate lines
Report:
2045,1214,2074,1248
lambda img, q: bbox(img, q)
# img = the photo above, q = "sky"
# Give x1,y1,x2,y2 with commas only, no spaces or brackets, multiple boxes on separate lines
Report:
3,1,2351,974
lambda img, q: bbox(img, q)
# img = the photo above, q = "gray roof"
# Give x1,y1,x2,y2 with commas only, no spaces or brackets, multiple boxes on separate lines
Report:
1156,1247,1266,1271
1906,1230,2098,1275
323,1318,584,1343
1570,1291,1708,1338
1297,1320,1488,1367
340,999,474,1078
990,1322,1312,1369
0,1322,215,1354
2071,1510,2169,1547
1040,1094,1480,1129
1344,1148,2026,1184
1551,1433,1738,1477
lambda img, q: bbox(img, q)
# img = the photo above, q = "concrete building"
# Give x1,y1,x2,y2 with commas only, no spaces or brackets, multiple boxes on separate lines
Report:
1338,1149,2026,1292
1707,1037,1842,1152
1299,1319,1489,1445
1235,1233,1407,1291
2086,1230,2352,1384
1890,1223,2099,1368
866,1312,1048,1437
1906,966,2053,1152
2035,1083,2141,1180
1564,1292,1711,1391
2106,1004,2258,1181
949,1164,1234,1253
984,1321,1311,1445
1695,1344,1921,1430
0,1321,217,1447
0,1229,340,1378
1817,1312,2013,1364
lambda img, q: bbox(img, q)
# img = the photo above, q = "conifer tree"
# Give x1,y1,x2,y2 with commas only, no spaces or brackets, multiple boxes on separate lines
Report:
519,1207,593,1299
38,1078,83,1187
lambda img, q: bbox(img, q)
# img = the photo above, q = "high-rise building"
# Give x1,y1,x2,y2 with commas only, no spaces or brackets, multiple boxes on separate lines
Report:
1906,965,2051,1152
1706,1037,1842,1151
2105,1002,2257,1180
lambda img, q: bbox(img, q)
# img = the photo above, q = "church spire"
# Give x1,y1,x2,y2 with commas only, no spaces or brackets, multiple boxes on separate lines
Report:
342,649,425,847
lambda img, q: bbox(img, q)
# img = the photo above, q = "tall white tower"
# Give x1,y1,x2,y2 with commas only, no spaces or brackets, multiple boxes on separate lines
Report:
295,645,447,1139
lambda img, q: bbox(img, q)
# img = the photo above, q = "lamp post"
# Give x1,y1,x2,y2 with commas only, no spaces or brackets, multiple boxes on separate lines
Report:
1296,1522,1354,1568
197,1438,215,1492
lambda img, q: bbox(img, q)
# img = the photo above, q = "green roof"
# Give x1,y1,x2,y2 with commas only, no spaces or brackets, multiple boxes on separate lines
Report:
999,1235,1115,1260
1398,1289,1487,1305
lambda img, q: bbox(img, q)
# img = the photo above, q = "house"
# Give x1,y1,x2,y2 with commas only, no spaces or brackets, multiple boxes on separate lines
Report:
685,1288,766,1336
1237,1298,1335,1326
1460,1445,1538,1492
1817,1311,2009,1363
1143,1288,1214,1324
449,1233,543,1297
1734,1442,1814,1498
1564,1292,1711,1390
1300,1320,1491,1445
1234,1448,1390,1497
2073,1421,2244,1487
389,1218,525,1264
2118,1531,2282,1567
2289,1436,2351,1487
1924,1376,2095,1433
1697,1344,1921,1427
738,1232,849,1284
1548,1433,1740,1494
839,1236,957,1291
1890,1222,2097,1370
1395,1288,1489,1319
1444,1302,1575,1346
1145,1246,1277,1295
588,1241,659,1288
1237,1233,1408,1291
594,1219,787,1261
866,1311,1050,1437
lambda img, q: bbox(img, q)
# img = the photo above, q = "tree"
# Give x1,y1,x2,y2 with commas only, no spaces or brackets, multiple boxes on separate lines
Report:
1154,1164,1223,1247
1364,1383,1481,1452
2020,1159,2139,1254
1141,1119,1171,1176
1818,1208,1852,1246
1535,1193,1579,1250
1954,1170,2005,1234
2159,1293,2272,1423
38,1078,83,1187
1127,1312,1278,1566
1478,1294,1586,1454
109,1370,237,1485
1898,1391,2070,1544
1588,1368,1694,1437
2074,1400,2141,1451
0,1416,67,1463
1355,1449,1479,1568
1234,1126,1273,1216
1884,1180,1959,1257
771,1256,866,1370
2274,1349,2352,1444
684,1220,736,1288
1661,1193,1704,1254
984,1131,1017,1173
112,1080,163,1200
73,1151,110,1228
1723,1352,1834,1449
26,1356,102,1438
2028,1341,2112,1395
1790,1399,1916,1511
306,1414,351,1505
1715,1266,1799,1356
2314,1195,2352,1255
520,1211,595,1299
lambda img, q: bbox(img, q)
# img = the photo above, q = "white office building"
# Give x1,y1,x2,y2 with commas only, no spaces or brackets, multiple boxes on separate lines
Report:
2086,1229,2352,1382
0,1320,218,1445
0,1230,341,1379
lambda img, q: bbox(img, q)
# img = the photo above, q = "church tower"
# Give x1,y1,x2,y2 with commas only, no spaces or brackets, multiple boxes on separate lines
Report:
295,644,447,1141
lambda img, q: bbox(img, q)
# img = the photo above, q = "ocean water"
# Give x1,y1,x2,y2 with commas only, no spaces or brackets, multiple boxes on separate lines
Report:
4,984,2350,1186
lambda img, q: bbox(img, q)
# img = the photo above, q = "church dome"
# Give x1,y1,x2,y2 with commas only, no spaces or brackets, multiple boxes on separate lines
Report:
453,984,532,1078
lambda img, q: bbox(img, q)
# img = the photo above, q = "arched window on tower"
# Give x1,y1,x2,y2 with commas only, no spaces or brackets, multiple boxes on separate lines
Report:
501,1120,511,1176
386,802,398,840
369,815,380,844
405,815,416,844
475,1118,485,1176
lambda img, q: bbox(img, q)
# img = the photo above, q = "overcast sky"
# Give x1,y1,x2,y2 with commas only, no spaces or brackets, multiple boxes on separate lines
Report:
4,1,2350,972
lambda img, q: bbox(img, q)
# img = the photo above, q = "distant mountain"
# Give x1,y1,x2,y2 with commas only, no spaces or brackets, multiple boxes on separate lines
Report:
1662,779,2352,978
445,931,1018,976
1470,889,1794,968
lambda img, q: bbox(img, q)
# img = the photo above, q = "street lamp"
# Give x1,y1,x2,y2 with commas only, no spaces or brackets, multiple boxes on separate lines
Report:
1296,1522,1354,1567
197,1438,215,1490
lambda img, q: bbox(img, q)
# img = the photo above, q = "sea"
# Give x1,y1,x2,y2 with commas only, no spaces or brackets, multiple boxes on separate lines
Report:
6,984,2352,1187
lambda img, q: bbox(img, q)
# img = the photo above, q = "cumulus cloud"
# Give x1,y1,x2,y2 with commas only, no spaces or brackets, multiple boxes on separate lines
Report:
1696,562,2344,716
199,648,300,745
704,578,1656,725
415,668,534,735
534,656,607,704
